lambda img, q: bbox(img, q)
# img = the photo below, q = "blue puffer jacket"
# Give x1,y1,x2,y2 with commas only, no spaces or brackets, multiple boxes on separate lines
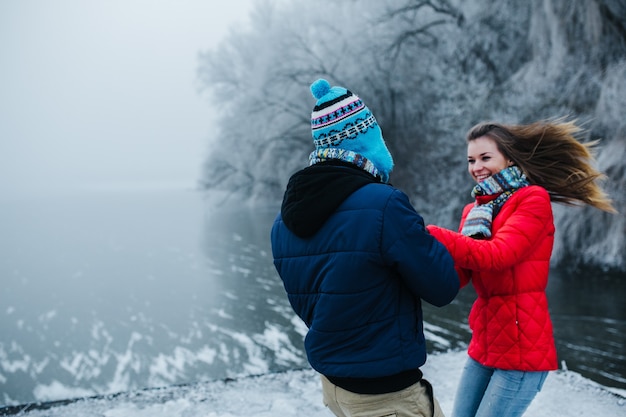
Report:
271,161,459,382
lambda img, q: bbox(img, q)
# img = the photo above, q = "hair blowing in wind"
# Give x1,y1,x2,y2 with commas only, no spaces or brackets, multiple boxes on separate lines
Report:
466,119,617,213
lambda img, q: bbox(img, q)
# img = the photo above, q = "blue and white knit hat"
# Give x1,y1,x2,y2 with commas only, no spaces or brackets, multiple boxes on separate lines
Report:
309,79,393,183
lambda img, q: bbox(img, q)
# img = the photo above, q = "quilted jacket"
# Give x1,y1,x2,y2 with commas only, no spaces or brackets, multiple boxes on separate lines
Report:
426,185,558,371
271,161,460,382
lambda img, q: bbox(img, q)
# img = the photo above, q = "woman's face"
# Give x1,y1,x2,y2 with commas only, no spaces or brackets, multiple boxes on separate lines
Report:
467,136,511,183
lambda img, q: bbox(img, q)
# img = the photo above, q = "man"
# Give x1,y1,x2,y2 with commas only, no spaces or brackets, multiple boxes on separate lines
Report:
270,79,459,417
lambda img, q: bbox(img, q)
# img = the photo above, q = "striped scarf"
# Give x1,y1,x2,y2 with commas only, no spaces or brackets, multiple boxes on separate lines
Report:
309,148,384,181
461,166,529,239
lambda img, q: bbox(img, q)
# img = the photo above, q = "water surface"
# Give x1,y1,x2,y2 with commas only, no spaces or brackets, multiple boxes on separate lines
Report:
1,188,624,405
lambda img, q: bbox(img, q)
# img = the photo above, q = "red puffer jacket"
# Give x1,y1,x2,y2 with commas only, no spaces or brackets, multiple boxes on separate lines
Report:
427,185,558,371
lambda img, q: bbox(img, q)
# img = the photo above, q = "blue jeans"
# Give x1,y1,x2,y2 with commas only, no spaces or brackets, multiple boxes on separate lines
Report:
452,357,548,417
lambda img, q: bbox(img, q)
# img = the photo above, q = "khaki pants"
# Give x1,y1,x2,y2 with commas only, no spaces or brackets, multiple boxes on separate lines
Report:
321,375,445,417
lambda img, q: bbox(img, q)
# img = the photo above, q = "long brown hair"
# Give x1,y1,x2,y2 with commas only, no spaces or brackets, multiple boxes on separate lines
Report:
466,119,616,213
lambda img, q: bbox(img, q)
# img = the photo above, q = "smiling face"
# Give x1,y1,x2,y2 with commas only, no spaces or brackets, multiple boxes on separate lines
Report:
467,136,512,183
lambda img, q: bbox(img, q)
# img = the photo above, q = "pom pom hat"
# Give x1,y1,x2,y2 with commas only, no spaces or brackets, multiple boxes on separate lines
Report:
309,79,394,183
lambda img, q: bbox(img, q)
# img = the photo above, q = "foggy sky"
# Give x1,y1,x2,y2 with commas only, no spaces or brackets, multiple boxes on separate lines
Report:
0,0,253,196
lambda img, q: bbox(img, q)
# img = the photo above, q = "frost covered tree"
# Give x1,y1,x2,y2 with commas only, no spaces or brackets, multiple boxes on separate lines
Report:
197,0,463,203
197,0,626,271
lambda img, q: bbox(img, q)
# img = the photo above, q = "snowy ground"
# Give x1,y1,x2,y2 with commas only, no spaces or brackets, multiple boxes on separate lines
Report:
2,350,624,417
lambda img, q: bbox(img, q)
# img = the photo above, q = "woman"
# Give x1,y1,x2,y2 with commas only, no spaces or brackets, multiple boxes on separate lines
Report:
426,119,616,417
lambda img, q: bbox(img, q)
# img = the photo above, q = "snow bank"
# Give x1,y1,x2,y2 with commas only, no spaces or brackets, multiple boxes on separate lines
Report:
3,350,624,417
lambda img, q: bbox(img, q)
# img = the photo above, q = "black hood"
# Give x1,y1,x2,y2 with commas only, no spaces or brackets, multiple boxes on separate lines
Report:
280,160,380,238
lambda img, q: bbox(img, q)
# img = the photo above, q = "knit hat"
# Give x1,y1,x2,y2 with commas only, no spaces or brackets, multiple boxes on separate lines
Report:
309,79,394,183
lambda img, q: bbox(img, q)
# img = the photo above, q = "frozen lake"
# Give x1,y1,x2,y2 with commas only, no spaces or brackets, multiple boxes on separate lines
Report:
1,187,624,406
